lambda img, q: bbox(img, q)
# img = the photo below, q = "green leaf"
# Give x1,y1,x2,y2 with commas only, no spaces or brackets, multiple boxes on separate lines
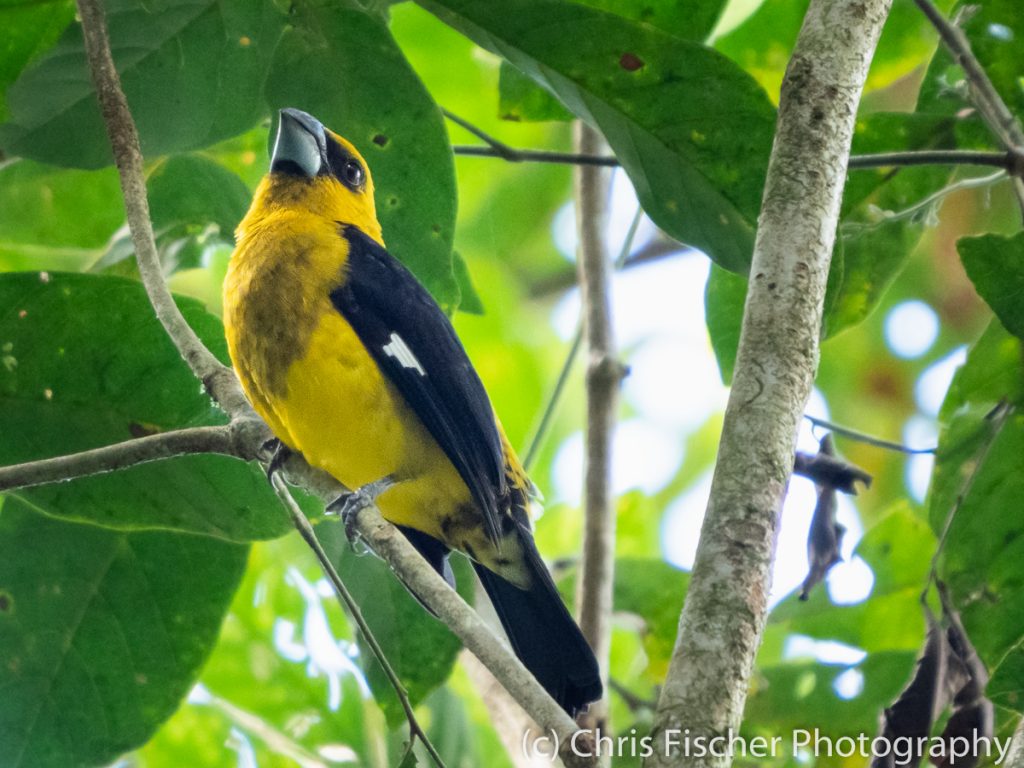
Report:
416,0,776,273
0,0,74,122
704,261,747,382
613,558,688,677
988,640,1024,712
571,0,725,42
498,0,727,122
452,251,485,315
0,272,290,541
265,0,459,307
498,61,573,122
929,321,1024,666
96,154,253,273
745,651,918,736
149,155,252,242
959,232,1024,341
0,0,285,168
0,160,125,272
822,220,919,339
0,502,248,768
769,504,935,654
319,519,471,727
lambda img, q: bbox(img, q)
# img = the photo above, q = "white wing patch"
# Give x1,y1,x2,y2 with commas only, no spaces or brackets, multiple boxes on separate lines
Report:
382,332,426,376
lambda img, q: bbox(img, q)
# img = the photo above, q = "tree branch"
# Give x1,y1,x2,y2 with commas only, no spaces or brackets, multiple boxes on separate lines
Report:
344,501,596,768
847,149,1020,171
646,0,893,764
573,122,621,726
0,424,254,493
75,0,249,417
449,114,1020,176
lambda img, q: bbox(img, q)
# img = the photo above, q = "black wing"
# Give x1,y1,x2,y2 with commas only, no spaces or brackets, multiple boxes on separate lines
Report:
330,226,506,543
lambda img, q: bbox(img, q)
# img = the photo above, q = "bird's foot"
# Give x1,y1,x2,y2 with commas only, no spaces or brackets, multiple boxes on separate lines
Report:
262,438,293,482
326,476,395,546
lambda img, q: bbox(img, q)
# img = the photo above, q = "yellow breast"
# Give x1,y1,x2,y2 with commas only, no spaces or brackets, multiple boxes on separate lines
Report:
222,213,476,541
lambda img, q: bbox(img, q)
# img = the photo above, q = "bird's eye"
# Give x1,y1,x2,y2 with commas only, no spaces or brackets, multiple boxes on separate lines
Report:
343,160,364,188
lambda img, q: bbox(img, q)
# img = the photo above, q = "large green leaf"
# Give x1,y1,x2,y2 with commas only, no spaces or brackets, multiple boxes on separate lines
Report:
416,0,776,273
0,0,285,168
96,154,252,274
0,502,248,768
498,61,573,123
959,232,1024,341
320,519,471,727
265,0,459,307
929,321,1024,668
0,160,124,272
574,0,724,41
612,558,689,678
497,0,727,121
0,272,290,540
0,0,74,122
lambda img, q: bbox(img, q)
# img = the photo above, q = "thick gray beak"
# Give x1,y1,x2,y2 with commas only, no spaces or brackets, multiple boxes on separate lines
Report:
271,108,326,177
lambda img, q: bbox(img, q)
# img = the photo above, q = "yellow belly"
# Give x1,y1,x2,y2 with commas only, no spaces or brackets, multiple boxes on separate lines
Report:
257,312,474,540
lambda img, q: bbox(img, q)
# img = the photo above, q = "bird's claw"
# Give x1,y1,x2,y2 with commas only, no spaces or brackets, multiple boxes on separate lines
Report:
325,477,395,548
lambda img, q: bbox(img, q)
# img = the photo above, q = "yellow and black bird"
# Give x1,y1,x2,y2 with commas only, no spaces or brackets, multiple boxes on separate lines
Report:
223,108,602,715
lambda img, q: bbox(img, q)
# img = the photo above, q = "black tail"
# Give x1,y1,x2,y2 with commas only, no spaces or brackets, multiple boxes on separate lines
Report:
473,533,602,717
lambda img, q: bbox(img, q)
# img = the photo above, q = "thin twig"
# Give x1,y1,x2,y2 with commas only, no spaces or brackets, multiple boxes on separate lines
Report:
204,689,331,768
922,401,1014,601
447,106,1018,174
523,330,583,471
608,678,656,713
453,143,1020,173
521,208,643,470
75,0,249,417
0,424,253,492
270,476,447,768
803,414,937,454
573,122,621,717
453,145,619,166
847,149,1017,171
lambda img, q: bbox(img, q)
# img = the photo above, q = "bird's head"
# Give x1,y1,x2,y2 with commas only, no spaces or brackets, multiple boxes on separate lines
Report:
242,108,383,243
